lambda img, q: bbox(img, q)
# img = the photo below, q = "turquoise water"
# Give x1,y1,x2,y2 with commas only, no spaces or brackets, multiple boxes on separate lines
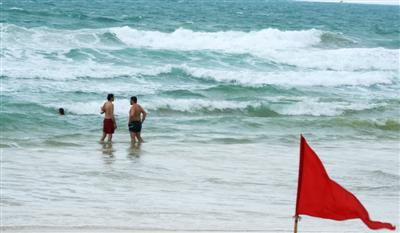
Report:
1,0,399,231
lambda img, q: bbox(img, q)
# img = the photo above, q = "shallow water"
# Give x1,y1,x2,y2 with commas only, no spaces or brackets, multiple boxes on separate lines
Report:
1,0,399,231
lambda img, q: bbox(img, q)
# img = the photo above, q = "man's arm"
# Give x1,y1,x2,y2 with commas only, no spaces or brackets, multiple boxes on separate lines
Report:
100,103,105,114
141,106,147,123
111,104,117,129
128,107,133,124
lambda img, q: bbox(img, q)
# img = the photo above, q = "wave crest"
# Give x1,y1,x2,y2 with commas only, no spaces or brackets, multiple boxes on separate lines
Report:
2,24,399,81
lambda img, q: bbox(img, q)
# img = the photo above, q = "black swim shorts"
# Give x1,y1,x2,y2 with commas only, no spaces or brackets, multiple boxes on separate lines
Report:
129,121,142,133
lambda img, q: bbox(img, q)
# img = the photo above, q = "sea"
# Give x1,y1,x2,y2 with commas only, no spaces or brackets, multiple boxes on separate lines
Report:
1,0,399,232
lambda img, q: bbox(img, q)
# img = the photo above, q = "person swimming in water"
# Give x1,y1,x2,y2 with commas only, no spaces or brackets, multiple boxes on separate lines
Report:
128,96,147,143
58,108,65,115
100,94,117,143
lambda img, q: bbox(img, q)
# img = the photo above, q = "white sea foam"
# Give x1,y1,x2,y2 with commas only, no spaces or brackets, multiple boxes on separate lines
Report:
4,46,398,80
110,26,323,50
181,66,396,87
49,97,383,117
2,24,398,86
2,55,397,87
46,99,149,116
276,98,383,116
48,99,250,116
147,98,250,112
2,54,174,80
4,23,399,70
9,7,25,10
151,97,386,117
1,24,322,51
2,24,117,51
264,48,400,71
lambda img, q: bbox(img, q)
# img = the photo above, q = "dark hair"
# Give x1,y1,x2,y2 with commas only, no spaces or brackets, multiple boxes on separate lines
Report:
107,93,114,101
58,108,65,115
131,96,137,103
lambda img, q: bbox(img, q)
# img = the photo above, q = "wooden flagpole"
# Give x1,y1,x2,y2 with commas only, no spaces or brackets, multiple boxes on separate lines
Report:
294,215,299,233
293,135,304,233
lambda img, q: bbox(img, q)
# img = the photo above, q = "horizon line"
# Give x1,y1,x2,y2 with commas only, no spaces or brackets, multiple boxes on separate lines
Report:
294,0,399,6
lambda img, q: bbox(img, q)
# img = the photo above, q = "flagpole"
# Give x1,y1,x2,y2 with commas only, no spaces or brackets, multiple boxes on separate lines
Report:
294,215,299,233
294,135,305,233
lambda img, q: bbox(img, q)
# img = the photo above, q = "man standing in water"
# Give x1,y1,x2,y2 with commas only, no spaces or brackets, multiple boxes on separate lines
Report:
100,94,117,143
129,96,147,143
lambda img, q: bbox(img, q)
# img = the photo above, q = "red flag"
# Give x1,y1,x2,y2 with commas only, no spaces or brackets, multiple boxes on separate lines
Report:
295,135,395,230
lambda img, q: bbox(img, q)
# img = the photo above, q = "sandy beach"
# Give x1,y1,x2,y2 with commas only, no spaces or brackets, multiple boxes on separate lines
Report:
0,228,371,233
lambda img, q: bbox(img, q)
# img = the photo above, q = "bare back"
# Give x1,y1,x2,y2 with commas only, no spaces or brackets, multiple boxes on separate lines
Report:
102,101,114,119
129,104,145,122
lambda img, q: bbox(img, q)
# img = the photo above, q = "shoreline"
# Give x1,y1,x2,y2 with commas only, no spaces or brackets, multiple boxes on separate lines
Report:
0,226,373,233
0,227,284,233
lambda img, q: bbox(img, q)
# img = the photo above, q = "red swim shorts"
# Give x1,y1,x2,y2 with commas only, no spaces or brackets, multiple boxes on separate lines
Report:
103,119,115,134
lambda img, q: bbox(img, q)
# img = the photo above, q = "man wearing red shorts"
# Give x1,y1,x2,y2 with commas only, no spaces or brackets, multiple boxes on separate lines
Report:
100,94,117,143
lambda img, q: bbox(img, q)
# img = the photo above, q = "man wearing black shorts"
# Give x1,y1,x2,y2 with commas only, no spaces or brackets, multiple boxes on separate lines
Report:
128,96,147,143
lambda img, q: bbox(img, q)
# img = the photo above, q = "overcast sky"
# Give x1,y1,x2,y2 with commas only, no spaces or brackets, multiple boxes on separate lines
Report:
296,0,399,5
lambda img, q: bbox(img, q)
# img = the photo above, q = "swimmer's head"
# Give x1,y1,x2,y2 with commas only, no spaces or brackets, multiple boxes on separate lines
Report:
59,108,65,115
107,93,114,101
130,96,137,104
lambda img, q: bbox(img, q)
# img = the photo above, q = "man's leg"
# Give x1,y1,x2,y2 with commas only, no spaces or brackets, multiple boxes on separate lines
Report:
100,132,106,142
136,132,144,143
130,131,136,144
107,133,113,143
